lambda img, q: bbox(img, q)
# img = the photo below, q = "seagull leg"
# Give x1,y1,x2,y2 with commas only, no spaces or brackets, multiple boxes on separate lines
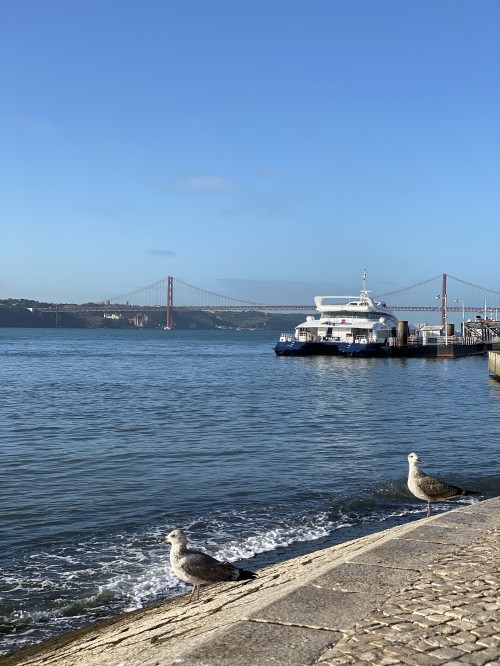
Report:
427,501,431,517
188,585,201,602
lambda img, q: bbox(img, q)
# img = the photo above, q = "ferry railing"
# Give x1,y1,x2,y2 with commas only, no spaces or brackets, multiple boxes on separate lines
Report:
391,335,484,347
279,332,299,342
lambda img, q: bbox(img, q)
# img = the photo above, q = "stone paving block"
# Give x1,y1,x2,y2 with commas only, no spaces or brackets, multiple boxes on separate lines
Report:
451,630,478,644
398,525,483,546
456,642,484,653
429,646,465,660
168,620,341,666
250,586,385,631
472,623,500,637
439,623,461,636
357,648,385,661
430,511,494,529
454,499,500,516
448,618,478,631
347,538,452,569
463,648,500,666
476,635,500,648
310,562,415,594
383,644,443,664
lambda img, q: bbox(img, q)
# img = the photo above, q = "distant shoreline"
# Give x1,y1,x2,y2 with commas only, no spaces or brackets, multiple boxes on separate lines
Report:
0,299,305,331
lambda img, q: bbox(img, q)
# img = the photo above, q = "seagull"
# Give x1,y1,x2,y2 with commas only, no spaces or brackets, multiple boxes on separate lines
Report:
407,452,479,517
162,529,257,601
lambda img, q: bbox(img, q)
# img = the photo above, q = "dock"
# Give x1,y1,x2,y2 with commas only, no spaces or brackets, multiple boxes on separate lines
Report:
388,320,500,358
2,497,498,666
388,341,498,358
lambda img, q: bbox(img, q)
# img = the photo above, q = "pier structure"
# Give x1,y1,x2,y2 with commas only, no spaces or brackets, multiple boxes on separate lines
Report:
465,320,500,343
385,320,499,358
3,497,498,666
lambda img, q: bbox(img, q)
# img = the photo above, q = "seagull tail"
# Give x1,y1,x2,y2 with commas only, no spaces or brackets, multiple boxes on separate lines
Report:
236,568,257,581
462,489,481,496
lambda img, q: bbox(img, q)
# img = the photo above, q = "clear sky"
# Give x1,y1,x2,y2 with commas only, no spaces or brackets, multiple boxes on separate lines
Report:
1,0,499,304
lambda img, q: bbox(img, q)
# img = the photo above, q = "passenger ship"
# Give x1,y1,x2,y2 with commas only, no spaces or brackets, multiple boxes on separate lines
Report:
274,272,399,357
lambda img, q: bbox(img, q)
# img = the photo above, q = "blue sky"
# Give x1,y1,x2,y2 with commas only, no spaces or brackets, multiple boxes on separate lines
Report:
1,0,499,304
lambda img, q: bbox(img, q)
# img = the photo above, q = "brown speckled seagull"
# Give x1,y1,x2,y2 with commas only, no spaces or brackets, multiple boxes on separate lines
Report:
162,529,257,601
407,452,479,517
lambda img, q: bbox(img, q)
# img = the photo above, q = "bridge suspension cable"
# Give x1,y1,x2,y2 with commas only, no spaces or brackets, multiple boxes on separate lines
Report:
447,274,500,296
375,274,443,298
85,273,499,324
106,277,168,305
173,278,264,306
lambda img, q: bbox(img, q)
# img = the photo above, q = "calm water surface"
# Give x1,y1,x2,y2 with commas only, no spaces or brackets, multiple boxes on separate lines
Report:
1,328,499,654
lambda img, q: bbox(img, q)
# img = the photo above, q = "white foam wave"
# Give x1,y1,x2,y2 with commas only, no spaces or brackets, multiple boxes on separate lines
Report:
84,512,343,610
214,518,339,561
94,562,181,611
0,501,430,655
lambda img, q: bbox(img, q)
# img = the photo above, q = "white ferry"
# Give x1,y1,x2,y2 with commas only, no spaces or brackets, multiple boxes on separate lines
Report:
274,272,399,357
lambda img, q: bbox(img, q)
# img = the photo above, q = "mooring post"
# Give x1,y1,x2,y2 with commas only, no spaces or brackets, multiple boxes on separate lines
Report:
397,321,408,347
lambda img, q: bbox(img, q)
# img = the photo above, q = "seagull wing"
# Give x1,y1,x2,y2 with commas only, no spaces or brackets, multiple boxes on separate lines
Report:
418,473,464,501
180,552,239,583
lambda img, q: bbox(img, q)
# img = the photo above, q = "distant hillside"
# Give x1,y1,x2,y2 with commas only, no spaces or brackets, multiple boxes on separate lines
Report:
0,299,305,331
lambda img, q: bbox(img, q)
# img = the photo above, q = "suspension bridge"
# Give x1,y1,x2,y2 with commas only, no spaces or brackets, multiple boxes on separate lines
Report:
40,273,500,329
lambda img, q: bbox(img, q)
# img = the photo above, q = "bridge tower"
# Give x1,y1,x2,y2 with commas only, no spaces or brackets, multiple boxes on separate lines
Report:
166,276,174,329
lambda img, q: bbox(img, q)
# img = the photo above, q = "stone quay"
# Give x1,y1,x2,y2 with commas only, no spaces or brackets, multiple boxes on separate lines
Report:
1,497,498,666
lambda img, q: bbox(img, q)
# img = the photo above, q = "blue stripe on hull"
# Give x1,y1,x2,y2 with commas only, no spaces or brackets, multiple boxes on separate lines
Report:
274,341,390,357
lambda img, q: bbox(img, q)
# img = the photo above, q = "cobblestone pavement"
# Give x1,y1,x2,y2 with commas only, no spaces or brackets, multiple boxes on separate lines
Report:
318,523,499,666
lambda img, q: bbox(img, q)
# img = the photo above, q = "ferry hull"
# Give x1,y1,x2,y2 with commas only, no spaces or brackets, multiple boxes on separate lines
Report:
274,340,390,357
274,340,341,356
336,342,390,357
275,341,496,359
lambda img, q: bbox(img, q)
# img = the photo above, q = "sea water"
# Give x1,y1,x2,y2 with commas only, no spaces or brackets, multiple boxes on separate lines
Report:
1,327,499,654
